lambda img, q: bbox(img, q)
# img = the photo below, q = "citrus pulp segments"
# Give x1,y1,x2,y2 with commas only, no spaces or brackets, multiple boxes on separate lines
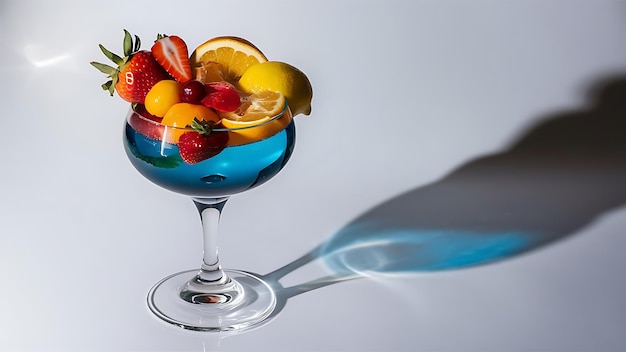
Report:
190,36,268,83
221,105,293,147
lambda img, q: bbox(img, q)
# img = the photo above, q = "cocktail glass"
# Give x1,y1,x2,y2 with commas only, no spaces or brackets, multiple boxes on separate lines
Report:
123,104,295,332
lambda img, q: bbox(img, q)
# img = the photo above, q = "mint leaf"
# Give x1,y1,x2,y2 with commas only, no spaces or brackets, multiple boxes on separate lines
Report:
127,143,182,169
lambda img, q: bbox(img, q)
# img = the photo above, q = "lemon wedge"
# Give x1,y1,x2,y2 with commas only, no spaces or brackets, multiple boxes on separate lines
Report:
238,61,313,116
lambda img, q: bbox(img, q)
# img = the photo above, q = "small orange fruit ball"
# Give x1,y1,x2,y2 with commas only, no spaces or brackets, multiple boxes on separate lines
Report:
145,80,182,117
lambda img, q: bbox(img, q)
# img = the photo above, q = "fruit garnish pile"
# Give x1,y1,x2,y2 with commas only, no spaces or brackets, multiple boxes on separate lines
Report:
91,30,312,164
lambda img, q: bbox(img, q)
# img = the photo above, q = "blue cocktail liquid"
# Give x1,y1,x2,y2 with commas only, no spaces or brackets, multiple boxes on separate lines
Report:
124,120,295,198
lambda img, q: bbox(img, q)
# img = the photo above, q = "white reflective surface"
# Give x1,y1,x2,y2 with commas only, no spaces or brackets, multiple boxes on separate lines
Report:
1,1,626,351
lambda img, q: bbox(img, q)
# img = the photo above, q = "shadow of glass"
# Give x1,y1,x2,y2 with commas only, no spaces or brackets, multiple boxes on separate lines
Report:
258,74,626,324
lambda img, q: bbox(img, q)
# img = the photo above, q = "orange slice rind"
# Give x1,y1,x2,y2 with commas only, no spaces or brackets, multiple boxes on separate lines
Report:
190,36,268,83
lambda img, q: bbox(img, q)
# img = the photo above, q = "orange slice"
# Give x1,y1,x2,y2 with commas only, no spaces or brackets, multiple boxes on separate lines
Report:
219,91,291,145
190,36,268,83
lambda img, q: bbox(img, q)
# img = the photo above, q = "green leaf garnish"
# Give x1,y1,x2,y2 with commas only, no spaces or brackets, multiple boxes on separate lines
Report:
127,143,182,169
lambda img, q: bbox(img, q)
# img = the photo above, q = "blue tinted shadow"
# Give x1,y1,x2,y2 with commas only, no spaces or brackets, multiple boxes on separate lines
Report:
322,222,536,275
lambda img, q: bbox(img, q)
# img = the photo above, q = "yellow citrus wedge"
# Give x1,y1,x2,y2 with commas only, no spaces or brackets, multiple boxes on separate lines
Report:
238,61,313,116
190,36,268,83
219,91,291,145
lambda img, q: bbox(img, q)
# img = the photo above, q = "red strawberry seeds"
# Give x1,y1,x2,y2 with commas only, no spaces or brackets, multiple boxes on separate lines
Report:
178,119,229,164
116,51,170,103
91,30,170,104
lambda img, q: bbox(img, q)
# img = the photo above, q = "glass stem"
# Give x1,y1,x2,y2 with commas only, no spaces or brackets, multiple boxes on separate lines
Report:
193,197,230,285
180,197,243,304
180,197,243,305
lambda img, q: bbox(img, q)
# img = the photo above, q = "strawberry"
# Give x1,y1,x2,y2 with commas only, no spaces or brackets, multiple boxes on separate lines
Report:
151,34,192,83
178,118,229,164
91,30,170,103
115,51,171,103
201,81,241,112
128,104,165,141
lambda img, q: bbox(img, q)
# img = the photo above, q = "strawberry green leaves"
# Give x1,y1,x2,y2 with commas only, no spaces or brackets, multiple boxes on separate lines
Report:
91,30,139,96
91,30,169,103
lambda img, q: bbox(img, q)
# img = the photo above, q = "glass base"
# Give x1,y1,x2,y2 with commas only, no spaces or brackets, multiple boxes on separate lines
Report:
147,269,276,332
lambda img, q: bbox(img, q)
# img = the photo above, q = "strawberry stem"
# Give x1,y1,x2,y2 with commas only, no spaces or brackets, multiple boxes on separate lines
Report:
190,118,214,135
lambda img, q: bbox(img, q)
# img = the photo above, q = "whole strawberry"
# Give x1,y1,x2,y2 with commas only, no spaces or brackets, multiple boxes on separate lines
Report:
178,118,229,164
91,30,170,104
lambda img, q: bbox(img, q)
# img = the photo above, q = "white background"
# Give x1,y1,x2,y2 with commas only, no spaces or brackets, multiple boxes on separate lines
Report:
1,0,626,351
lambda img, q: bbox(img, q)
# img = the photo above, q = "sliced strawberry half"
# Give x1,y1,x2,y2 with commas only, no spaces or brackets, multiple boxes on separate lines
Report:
151,34,192,83
201,81,241,112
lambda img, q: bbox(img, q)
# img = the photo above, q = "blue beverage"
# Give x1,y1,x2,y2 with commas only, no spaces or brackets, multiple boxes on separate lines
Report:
123,109,296,198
